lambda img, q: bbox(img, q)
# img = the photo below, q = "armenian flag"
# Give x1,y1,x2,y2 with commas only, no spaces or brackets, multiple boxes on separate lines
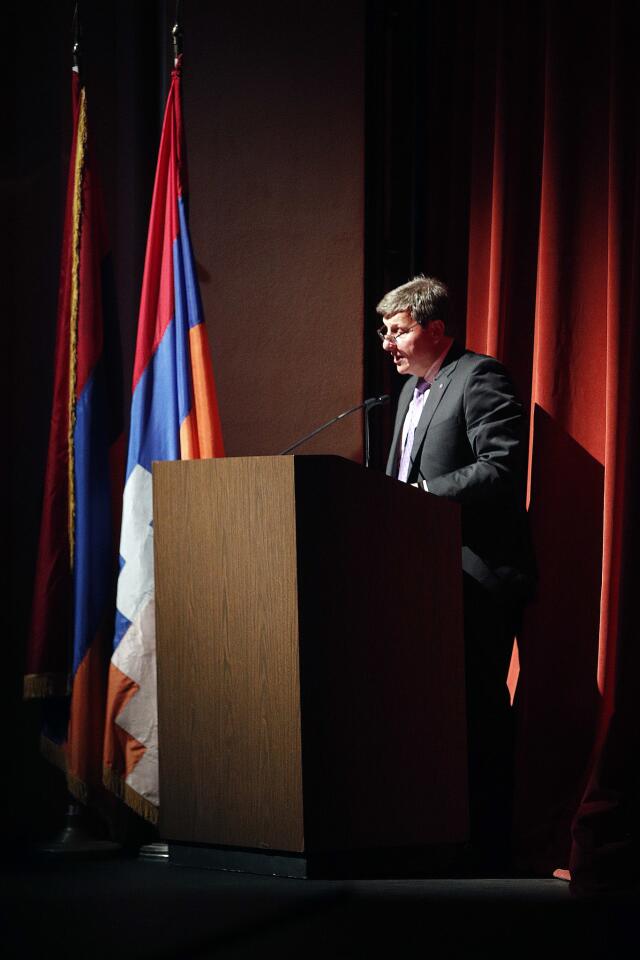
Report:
103,56,224,822
25,64,124,804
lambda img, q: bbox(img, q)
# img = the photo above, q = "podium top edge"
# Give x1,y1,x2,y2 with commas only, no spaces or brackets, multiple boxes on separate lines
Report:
151,454,361,470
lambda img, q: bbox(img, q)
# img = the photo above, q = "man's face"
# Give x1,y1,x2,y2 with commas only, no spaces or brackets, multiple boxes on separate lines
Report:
380,310,444,377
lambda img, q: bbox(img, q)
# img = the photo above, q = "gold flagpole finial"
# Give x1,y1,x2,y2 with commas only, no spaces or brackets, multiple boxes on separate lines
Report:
172,0,183,64
72,2,82,74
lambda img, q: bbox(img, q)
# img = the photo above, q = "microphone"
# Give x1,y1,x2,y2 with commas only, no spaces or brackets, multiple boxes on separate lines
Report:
363,394,389,409
279,395,390,465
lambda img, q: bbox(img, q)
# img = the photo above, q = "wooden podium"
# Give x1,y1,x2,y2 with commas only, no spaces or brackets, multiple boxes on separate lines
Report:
153,455,468,877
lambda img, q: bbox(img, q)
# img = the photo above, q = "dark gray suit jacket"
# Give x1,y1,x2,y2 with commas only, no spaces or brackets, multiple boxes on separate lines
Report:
386,341,534,601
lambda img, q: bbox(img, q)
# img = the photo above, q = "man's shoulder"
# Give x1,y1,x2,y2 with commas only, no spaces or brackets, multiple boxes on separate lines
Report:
446,345,509,377
440,341,505,376
458,345,505,365
439,347,516,403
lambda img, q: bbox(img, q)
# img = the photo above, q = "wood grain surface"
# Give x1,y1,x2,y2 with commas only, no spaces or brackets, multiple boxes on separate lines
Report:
154,456,304,851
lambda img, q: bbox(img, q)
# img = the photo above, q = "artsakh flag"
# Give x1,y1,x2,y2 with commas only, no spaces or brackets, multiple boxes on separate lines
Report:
103,56,224,822
25,66,124,805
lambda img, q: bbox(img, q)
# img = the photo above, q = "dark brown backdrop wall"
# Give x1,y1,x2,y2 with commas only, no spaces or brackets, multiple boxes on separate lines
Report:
182,1,364,460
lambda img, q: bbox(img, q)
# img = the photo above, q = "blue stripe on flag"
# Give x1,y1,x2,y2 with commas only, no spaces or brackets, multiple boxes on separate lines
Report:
125,317,185,480
176,196,205,330
113,606,132,652
172,230,193,428
72,364,112,674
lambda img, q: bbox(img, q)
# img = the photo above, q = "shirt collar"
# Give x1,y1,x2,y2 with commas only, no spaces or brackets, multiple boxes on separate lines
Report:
419,340,452,387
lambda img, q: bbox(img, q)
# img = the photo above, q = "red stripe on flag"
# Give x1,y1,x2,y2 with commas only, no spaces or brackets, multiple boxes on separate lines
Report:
131,74,182,393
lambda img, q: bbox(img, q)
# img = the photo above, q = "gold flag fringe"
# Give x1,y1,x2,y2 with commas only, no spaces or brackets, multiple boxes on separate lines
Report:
42,735,152,817
24,672,71,699
66,770,89,806
67,85,88,563
103,768,159,824
41,737,104,809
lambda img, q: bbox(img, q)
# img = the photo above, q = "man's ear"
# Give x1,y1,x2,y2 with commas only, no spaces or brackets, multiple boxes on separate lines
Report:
429,318,445,341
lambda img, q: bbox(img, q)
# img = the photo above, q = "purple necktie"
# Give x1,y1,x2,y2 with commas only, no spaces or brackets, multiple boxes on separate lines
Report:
397,379,430,482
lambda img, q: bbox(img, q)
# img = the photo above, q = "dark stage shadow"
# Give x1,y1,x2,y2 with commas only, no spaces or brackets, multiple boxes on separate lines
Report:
513,404,604,874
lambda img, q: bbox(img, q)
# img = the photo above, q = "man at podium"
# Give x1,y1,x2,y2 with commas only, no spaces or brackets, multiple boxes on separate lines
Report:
377,275,534,871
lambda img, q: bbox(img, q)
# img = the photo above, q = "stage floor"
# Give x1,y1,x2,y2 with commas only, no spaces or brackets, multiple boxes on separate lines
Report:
2,856,637,958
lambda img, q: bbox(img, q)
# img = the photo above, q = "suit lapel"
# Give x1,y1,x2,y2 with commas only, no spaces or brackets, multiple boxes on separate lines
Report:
386,377,416,475
410,344,464,461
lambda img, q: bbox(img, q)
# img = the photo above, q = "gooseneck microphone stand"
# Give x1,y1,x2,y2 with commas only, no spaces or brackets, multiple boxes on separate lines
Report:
279,395,389,467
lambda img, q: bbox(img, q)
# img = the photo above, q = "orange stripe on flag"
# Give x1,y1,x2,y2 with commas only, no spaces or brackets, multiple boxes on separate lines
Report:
179,411,196,459
181,323,225,460
66,627,110,797
103,662,145,779
507,638,520,706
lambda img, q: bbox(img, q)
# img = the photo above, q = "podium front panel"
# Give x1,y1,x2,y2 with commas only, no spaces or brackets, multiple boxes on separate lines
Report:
154,456,305,851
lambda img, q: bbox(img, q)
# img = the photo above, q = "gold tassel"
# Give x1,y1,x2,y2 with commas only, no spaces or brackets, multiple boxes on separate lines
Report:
23,672,71,699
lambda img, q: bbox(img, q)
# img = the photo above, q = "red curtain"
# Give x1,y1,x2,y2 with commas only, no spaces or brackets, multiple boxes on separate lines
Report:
462,0,639,889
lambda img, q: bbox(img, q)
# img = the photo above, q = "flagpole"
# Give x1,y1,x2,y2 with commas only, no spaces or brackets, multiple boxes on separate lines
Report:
136,11,184,865
172,1,183,65
72,2,81,73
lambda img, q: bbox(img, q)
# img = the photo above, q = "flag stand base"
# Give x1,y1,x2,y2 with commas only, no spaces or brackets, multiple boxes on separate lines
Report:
138,841,170,862
35,801,121,859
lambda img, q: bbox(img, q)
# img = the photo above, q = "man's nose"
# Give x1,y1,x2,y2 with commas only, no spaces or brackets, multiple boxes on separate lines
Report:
382,337,395,353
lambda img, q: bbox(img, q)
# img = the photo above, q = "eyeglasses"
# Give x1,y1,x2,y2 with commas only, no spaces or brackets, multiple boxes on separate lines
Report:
376,322,419,345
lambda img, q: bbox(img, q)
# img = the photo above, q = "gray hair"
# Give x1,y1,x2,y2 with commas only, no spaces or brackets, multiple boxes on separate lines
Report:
376,275,450,328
